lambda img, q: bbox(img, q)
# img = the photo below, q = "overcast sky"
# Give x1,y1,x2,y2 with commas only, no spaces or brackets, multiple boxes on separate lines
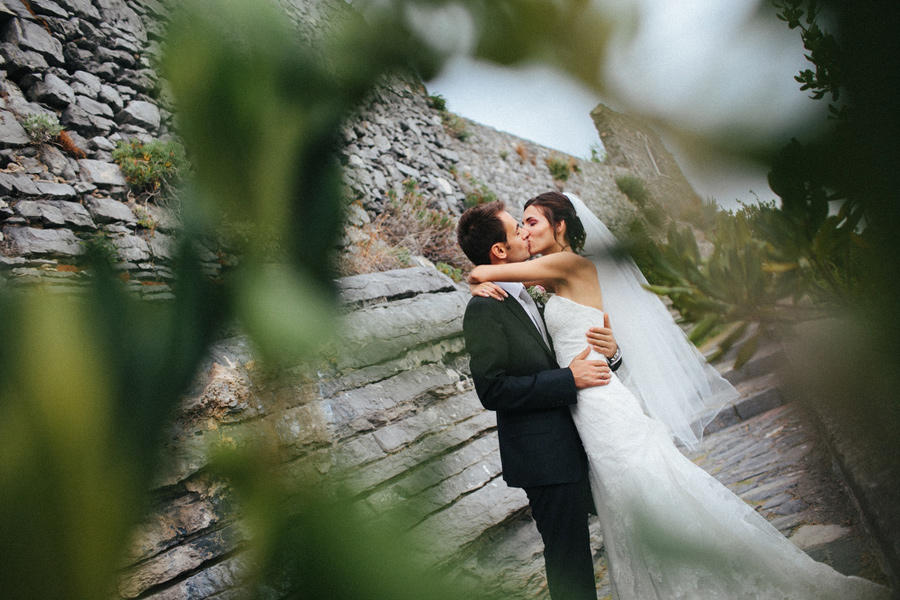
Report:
425,0,825,209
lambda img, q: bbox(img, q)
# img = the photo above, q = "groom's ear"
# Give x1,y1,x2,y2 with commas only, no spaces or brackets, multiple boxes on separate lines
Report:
489,242,508,262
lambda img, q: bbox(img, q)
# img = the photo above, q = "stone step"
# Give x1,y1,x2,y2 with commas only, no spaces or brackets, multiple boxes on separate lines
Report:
715,339,785,387
702,372,785,435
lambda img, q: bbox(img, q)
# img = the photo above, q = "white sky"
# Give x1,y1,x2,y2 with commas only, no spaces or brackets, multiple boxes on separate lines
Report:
424,0,826,210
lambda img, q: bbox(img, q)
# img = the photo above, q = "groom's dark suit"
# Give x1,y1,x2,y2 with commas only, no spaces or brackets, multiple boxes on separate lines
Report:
463,293,597,600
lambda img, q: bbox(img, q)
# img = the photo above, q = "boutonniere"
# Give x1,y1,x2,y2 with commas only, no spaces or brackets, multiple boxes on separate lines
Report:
527,285,550,305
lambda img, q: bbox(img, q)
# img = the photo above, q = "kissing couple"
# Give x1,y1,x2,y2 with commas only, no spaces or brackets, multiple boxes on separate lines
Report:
456,192,889,599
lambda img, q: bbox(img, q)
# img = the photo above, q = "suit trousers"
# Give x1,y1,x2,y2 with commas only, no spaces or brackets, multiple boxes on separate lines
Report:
524,477,596,600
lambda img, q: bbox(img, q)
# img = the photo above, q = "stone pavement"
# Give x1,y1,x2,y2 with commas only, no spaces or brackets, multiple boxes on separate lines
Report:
592,401,891,598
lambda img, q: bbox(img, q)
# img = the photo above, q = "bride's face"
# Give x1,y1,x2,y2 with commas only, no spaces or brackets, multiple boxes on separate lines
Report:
523,205,564,255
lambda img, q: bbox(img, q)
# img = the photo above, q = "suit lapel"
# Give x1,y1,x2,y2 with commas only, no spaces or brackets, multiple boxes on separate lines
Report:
504,297,555,360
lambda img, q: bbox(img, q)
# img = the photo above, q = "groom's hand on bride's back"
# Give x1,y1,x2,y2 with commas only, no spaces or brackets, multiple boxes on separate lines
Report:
569,347,613,389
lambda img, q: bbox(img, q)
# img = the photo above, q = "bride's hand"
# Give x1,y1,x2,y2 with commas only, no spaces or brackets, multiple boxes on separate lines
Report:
586,313,618,360
470,282,507,301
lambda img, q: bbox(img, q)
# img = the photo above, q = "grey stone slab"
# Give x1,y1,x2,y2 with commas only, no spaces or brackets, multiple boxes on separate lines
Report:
117,99,160,130
144,231,175,260
0,42,49,75
33,181,78,199
734,386,784,421
111,233,151,262
14,200,94,228
337,265,456,306
128,548,251,600
72,70,102,97
26,72,75,108
410,477,528,566
327,363,463,437
0,108,29,145
84,195,135,223
336,291,467,370
53,0,100,19
2,225,83,257
62,104,115,134
75,94,115,118
27,0,68,18
119,522,248,598
2,18,64,65
78,159,127,186
0,171,40,195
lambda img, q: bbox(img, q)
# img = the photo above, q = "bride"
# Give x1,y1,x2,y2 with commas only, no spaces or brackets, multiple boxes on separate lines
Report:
467,192,889,599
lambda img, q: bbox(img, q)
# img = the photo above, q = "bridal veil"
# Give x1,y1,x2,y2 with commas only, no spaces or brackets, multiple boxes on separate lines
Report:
563,192,739,449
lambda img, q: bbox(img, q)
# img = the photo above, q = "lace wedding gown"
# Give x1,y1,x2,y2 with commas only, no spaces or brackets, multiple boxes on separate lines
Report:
544,295,889,600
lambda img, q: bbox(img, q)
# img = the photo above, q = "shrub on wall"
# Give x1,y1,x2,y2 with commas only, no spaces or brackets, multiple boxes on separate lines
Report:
112,139,188,201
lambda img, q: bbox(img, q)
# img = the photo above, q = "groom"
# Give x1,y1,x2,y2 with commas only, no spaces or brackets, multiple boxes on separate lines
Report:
456,201,621,600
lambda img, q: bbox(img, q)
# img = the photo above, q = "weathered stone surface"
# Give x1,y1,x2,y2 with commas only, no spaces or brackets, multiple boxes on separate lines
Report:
77,159,127,186
0,42,49,75
127,493,222,564
14,200,94,228
71,70,102,97
26,72,75,108
119,523,247,598
76,94,115,118
337,265,457,307
99,83,124,111
143,230,175,260
54,0,101,20
327,363,464,437
27,0,69,18
62,104,116,134
83,194,136,222
139,554,252,600
336,290,468,369
117,99,160,130
0,109,29,145
2,18,64,66
410,477,528,566
33,181,78,199
111,232,151,261
2,225,82,256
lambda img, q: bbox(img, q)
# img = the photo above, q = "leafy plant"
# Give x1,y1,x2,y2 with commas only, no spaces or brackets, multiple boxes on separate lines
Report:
22,113,63,144
616,174,649,206
112,139,188,200
589,142,605,163
427,92,470,140
546,153,579,181
426,93,447,111
435,261,463,282
461,174,498,208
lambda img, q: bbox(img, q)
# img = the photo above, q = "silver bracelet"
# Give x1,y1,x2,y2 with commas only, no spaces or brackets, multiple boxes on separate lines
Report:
608,348,621,363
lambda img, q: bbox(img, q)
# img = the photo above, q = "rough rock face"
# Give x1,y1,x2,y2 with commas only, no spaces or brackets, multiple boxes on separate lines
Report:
128,267,574,599
0,0,645,597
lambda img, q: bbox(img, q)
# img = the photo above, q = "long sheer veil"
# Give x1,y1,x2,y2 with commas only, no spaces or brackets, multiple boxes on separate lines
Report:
564,193,738,449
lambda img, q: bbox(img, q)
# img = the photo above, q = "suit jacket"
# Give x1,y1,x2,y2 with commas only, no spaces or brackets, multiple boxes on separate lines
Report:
463,294,586,488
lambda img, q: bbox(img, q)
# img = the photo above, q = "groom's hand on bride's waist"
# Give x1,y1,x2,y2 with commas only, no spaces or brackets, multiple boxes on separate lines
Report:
569,346,613,389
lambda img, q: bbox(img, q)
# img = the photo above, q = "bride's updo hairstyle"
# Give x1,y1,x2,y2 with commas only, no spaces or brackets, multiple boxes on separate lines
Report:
524,192,587,254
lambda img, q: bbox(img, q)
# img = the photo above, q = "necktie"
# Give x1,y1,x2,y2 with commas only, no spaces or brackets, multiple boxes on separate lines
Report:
517,286,550,347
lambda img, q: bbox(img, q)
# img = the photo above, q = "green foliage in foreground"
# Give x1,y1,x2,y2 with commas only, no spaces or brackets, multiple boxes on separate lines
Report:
643,0,891,370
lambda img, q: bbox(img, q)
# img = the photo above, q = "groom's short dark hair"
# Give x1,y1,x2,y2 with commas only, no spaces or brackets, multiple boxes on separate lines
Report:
457,201,507,266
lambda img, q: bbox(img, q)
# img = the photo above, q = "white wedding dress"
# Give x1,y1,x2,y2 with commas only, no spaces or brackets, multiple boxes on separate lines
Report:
544,294,889,600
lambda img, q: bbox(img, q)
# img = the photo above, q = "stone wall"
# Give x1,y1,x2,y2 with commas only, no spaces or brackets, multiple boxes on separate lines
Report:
123,267,570,599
